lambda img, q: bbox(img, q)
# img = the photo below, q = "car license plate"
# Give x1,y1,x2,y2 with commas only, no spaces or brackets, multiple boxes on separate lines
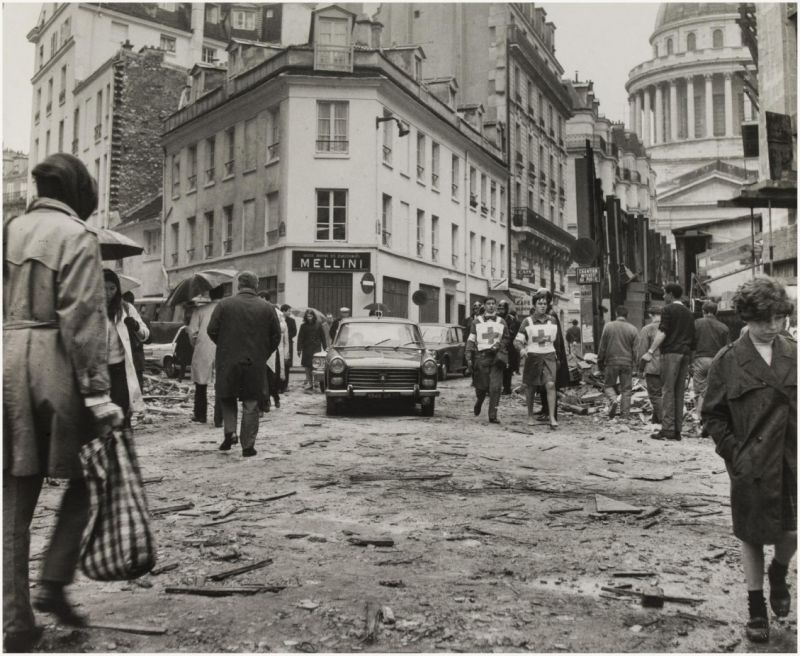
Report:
366,392,401,399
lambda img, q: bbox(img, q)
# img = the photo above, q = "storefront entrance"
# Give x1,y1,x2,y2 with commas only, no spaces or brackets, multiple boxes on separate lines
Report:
308,272,352,317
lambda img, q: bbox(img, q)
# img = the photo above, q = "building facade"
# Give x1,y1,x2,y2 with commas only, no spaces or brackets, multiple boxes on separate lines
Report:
374,3,574,315
3,149,29,220
161,6,508,322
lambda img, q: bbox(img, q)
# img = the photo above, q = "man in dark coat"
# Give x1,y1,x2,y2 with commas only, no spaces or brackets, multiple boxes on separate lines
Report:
280,304,297,393
207,271,281,456
497,301,520,395
4,154,124,651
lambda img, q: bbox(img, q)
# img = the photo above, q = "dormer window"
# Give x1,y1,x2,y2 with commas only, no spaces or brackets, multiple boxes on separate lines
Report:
414,56,422,81
314,11,353,72
233,10,256,30
158,3,176,11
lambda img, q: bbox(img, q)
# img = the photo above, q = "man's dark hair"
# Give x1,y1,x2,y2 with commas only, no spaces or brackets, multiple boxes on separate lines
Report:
122,291,135,304
571,319,578,326
702,301,718,315
238,271,258,290
280,303,291,312
209,284,225,300
258,290,272,302
664,282,683,299
616,305,628,317
484,296,496,304
32,153,98,221
733,276,794,322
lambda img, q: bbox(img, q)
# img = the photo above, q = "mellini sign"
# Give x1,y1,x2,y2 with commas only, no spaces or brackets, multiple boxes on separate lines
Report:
292,251,371,272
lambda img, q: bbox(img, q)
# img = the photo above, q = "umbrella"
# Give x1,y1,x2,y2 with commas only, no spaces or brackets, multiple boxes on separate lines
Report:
97,228,144,260
363,302,391,316
165,269,238,307
117,274,141,295
289,307,328,326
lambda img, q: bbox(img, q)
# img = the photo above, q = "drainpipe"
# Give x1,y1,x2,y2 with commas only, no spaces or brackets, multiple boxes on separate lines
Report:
464,149,470,311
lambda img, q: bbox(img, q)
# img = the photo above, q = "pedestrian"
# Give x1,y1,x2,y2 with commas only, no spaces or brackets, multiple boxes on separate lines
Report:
280,304,297,393
189,284,224,426
461,301,483,344
207,271,281,456
692,300,730,428
265,298,288,409
121,290,146,391
3,153,124,651
173,310,194,380
103,269,150,425
566,319,582,355
515,290,560,429
634,305,664,424
329,307,350,341
641,282,695,441
530,290,570,422
702,276,796,643
297,309,328,391
465,297,509,424
497,300,520,395
597,305,639,420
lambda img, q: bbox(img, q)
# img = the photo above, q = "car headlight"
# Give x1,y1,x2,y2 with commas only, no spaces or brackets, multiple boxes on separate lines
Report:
312,357,325,371
329,357,346,375
422,359,438,376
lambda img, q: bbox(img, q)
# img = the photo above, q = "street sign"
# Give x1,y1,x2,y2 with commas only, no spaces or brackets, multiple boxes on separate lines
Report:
360,272,375,294
576,266,600,285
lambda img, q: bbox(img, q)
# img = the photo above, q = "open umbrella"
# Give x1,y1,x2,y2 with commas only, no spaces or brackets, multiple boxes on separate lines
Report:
117,274,142,295
363,302,391,316
165,269,238,307
97,228,144,260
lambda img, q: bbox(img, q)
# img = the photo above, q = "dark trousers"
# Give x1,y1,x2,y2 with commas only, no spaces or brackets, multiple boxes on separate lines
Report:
109,361,132,427
220,398,260,449
3,474,88,635
645,373,663,423
502,366,514,394
604,365,633,417
661,353,690,435
280,360,291,393
474,354,504,420
131,350,145,391
194,384,222,425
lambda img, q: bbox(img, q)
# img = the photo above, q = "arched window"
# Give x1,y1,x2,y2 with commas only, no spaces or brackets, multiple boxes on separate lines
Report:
687,32,696,51
653,43,658,58
666,38,673,55
712,29,723,48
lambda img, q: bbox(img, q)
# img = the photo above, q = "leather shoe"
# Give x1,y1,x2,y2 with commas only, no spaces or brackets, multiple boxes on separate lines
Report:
473,398,483,416
4,626,44,652
33,585,86,627
489,417,500,424
191,415,206,423
219,433,234,451
745,617,769,643
242,447,257,457
768,561,791,617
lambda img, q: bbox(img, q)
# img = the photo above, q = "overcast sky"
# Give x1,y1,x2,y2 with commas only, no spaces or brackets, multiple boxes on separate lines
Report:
2,2,660,154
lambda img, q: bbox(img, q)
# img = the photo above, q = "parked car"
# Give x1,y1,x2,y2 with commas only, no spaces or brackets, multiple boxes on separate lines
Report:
143,325,191,378
134,297,186,345
420,323,468,380
314,317,439,416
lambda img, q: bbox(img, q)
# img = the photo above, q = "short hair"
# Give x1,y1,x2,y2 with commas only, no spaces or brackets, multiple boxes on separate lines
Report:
258,290,272,302
122,291,135,303
484,296,497,304
209,284,225,300
280,303,291,312
733,276,794,323
664,282,683,298
615,305,628,317
571,320,579,326
238,271,258,290
471,301,482,309
702,301,718,315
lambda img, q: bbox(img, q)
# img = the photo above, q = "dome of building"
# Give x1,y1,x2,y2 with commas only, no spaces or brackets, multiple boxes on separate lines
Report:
654,3,740,32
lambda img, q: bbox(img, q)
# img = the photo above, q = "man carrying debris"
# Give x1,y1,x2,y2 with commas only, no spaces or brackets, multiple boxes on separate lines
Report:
635,306,664,424
4,154,124,651
597,305,639,420
692,301,729,432
465,297,509,424
207,271,281,456
642,283,695,441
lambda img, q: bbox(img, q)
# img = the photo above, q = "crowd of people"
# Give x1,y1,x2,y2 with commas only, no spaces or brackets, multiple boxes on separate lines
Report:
2,153,796,650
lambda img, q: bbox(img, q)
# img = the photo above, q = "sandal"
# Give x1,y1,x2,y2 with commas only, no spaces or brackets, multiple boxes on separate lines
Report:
768,561,792,617
549,421,558,430
745,617,769,643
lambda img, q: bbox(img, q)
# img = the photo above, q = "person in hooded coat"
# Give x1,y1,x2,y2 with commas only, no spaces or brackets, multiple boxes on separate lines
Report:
297,310,328,390
3,154,124,651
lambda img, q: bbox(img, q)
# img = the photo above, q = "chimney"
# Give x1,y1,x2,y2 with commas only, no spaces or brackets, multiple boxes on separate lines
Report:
370,20,383,48
190,4,204,64
354,15,372,47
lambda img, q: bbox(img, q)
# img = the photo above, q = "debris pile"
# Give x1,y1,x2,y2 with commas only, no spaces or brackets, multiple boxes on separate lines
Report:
140,374,193,420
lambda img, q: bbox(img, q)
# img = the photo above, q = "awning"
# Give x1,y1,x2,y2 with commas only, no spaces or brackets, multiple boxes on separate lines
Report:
717,180,797,209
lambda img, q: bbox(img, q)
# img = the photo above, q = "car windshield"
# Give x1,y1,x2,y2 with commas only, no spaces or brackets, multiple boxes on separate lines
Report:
335,322,423,348
420,326,448,343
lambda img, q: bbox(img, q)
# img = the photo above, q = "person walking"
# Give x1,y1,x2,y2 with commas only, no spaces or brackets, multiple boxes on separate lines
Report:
702,276,796,643
265,302,288,409
329,307,350,342
121,291,146,391
280,304,297,393
207,272,281,456
465,297,509,424
103,269,150,426
597,306,639,420
566,319,582,355
642,283,695,441
498,301,520,395
693,300,730,428
462,301,483,344
531,290,570,423
3,153,124,651
515,291,560,429
297,309,328,391
635,306,664,424
189,285,224,425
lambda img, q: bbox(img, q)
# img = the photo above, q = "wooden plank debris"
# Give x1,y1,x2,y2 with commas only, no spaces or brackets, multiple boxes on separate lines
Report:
151,502,194,516
228,491,297,504
300,439,330,447
547,507,583,515
589,470,620,481
595,495,643,514
150,561,180,575
87,622,167,635
349,473,451,483
674,611,729,626
600,586,705,605
142,476,164,485
207,558,273,582
631,471,674,481
165,585,284,596
611,571,657,578
364,601,382,643
348,536,395,548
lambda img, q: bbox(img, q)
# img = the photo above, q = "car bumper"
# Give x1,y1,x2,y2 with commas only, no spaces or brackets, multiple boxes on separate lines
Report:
326,386,439,399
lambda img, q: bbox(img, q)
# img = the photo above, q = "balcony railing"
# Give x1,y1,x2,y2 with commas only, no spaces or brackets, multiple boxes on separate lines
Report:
469,193,478,208
204,243,213,258
186,247,195,260
480,204,488,216
416,165,425,180
268,143,280,160
316,139,348,153
314,43,353,72
205,168,215,184
71,139,78,155
94,124,101,141
382,144,392,165
224,160,234,176
511,206,576,249
170,252,178,266
58,89,66,105
451,183,459,197
187,174,197,190
431,246,439,261
382,230,391,247
452,254,459,267
431,172,439,188
223,238,232,254
267,229,279,245
416,241,424,257
3,191,26,203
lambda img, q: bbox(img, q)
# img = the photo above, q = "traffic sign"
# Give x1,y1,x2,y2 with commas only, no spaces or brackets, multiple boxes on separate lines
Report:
576,266,600,285
360,272,375,294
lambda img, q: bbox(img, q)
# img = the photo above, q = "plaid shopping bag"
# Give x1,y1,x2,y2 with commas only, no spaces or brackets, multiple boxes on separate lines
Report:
79,428,156,580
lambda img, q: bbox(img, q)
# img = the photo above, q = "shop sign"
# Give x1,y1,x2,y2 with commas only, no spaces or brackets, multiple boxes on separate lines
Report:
575,266,600,284
292,250,371,272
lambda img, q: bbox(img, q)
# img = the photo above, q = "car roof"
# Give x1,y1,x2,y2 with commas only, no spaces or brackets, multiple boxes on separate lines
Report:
340,317,418,325
420,323,460,328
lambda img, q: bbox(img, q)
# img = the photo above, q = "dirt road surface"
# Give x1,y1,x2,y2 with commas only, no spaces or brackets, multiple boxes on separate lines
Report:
29,375,797,653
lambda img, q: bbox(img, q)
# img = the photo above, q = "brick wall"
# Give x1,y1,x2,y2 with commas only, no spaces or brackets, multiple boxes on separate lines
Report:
110,48,187,216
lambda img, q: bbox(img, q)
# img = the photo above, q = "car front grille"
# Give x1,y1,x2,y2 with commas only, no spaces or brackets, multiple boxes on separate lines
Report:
347,368,418,389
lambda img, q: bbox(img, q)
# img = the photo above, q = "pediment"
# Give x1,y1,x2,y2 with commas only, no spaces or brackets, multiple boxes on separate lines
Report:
658,172,748,204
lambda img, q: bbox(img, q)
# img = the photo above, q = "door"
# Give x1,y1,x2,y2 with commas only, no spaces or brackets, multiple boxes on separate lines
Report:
383,276,409,318
308,272,352,318
445,293,454,323
419,284,440,323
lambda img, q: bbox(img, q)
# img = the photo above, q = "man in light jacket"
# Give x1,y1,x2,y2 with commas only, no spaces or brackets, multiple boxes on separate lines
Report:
597,305,639,420
3,154,123,651
635,305,664,424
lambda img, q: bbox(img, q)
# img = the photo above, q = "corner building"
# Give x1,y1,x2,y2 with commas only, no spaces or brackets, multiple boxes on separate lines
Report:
161,6,507,320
